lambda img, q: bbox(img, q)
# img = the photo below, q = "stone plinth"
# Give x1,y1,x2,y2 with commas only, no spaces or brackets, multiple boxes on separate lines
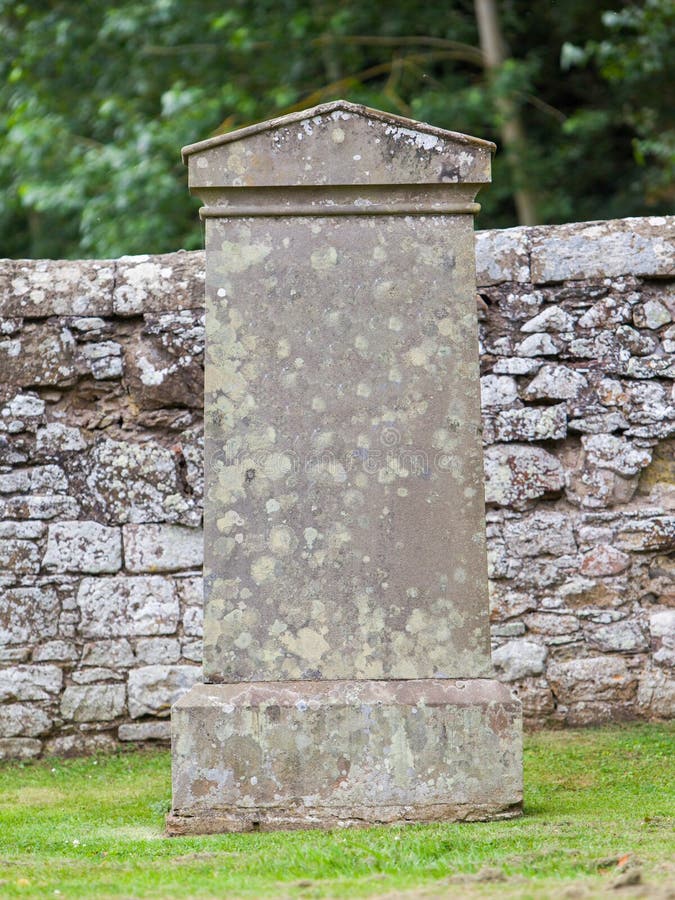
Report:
168,680,521,833
170,100,522,832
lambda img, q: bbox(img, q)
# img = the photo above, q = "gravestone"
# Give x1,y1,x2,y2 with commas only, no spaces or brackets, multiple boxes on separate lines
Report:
168,100,522,834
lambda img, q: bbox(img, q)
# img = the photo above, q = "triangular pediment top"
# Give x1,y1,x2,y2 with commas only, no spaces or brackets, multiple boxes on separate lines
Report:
182,100,495,161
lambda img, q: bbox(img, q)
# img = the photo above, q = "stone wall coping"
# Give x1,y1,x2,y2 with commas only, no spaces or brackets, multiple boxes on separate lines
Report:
0,216,672,319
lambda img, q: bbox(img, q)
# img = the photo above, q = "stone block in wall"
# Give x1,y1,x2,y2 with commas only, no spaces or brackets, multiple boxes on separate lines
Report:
0,259,114,317
0,738,42,760
35,423,87,457
492,639,547,681
83,438,200,526
650,608,675,667
579,544,631,576
0,703,52,737
637,667,675,718
118,721,171,741
529,217,675,283
42,521,122,573
475,226,530,285
32,641,79,663
0,494,80,520
135,638,181,665
124,311,204,410
79,341,123,380
493,405,567,443
547,656,638,704
77,576,179,638
60,684,126,722
183,605,203,637
127,665,200,717
614,516,675,552
0,665,63,702
81,639,135,668
113,251,205,315
585,619,649,653
0,586,60,645
0,323,80,389
502,510,577,558
43,732,118,758
522,364,588,401
123,524,203,573
484,444,565,507
0,537,41,575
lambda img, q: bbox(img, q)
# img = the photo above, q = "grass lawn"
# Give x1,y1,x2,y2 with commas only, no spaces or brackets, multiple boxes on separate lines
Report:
0,724,673,899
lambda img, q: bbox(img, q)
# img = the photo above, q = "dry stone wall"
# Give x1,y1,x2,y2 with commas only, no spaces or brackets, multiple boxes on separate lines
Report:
0,215,673,759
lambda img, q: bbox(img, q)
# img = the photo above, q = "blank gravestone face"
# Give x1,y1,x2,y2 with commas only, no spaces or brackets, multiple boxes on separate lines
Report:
169,101,522,834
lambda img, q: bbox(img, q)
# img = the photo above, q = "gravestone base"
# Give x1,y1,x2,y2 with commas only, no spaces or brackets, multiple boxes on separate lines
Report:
167,680,522,834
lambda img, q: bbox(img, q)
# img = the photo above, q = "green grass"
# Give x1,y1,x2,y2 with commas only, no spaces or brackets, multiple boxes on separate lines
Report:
0,724,673,899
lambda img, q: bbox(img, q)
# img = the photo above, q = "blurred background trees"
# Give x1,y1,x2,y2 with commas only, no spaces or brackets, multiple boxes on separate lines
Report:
1,0,673,259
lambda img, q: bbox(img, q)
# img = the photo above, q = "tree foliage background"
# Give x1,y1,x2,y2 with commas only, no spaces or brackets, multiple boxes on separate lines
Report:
1,0,673,259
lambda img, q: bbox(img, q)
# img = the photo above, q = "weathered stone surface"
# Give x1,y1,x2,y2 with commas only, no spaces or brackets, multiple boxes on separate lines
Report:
0,258,114,317
81,639,135,667
502,510,576,557
169,680,522,833
475,226,530,285
585,619,648,653
480,375,519,408
649,608,675,667
548,657,637,703
43,731,118,758
84,438,199,525
0,665,62,702
42,521,122,573
484,445,564,507
60,684,126,722
492,640,547,682
113,251,205,316
0,703,52,737
493,405,567,442
523,365,588,400
128,665,200,717
124,310,204,410
0,737,42,760
530,217,675,283
0,587,60,645
119,721,171,741
77,576,179,638
135,638,181,665
579,544,631,576
123,524,203,573
521,306,575,333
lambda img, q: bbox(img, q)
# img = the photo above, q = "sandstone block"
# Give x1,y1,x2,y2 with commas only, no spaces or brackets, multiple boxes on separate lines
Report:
579,544,631,576
502,510,576,557
520,306,575,333
42,520,122,573
636,667,675,718
582,434,652,476
135,638,181,665
480,375,518,408
84,438,199,526
515,332,559,357
586,619,648,653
